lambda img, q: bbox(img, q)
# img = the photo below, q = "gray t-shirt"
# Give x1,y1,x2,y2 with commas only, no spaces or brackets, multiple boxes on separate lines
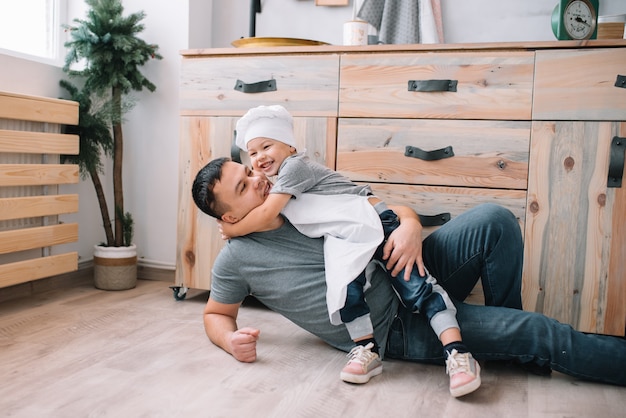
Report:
210,219,399,356
271,153,372,199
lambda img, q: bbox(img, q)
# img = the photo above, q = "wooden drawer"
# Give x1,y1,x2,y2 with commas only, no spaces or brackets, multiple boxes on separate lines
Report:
533,48,626,121
367,183,527,237
336,119,530,190
339,52,534,120
180,54,340,117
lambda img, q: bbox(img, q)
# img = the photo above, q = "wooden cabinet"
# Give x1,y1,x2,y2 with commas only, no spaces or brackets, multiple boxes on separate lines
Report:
523,48,626,335
177,41,626,335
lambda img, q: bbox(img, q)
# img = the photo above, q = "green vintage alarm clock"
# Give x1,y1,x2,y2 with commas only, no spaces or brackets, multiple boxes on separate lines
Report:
551,0,599,40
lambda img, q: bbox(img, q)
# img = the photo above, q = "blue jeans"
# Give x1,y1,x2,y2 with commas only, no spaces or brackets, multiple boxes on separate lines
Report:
340,211,455,334
385,203,626,386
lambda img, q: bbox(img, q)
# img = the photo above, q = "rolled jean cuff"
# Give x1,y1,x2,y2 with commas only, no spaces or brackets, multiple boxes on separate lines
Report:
344,313,375,341
430,310,460,339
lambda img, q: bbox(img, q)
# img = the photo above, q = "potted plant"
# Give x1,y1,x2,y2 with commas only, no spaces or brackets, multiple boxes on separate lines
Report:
60,0,162,290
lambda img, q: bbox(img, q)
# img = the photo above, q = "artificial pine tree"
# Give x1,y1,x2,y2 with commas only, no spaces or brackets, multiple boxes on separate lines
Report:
59,79,115,245
62,0,161,247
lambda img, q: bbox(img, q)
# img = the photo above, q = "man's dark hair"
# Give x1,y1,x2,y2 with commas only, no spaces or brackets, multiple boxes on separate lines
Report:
192,157,231,219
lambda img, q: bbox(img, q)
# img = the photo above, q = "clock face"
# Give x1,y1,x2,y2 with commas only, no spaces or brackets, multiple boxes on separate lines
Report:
563,0,596,39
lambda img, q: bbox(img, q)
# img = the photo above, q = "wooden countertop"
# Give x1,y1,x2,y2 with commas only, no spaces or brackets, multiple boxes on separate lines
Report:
181,39,626,57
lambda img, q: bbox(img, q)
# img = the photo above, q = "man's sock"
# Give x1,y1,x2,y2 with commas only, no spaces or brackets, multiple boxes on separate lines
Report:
443,341,469,358
356,337,379,354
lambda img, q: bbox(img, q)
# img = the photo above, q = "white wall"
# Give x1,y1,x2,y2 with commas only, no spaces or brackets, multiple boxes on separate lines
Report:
109,0,190,269
0,54,65,97
2,0,625,272
211,0,625,47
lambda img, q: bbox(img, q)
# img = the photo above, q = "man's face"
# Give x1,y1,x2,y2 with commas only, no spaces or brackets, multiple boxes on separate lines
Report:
213,161,271,223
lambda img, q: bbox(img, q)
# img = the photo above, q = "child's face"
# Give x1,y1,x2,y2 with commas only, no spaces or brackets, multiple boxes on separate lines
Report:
247,137,295,177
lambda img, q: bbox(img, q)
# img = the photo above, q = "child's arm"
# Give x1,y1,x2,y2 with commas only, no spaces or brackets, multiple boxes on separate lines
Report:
220,193,292,238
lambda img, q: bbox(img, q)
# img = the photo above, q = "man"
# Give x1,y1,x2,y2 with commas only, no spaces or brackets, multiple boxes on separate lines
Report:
192,157,626,387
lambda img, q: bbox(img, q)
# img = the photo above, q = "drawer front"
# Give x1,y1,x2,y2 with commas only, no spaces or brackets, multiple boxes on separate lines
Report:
180,55,340,116
533,48,626,121
367,183,527,238
339,52,534,120
336,119,530,190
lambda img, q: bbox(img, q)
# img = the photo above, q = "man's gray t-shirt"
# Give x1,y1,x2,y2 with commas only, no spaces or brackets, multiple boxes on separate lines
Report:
210,219,399,356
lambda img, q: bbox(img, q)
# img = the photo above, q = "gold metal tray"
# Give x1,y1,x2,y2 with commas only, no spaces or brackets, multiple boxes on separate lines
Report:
232,37,330,48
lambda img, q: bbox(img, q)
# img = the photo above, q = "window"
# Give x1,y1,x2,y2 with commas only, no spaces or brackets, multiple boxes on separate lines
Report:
0,0,65,62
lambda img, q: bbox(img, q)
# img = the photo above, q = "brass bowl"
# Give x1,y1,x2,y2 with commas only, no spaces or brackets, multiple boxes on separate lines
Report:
232,37,330,48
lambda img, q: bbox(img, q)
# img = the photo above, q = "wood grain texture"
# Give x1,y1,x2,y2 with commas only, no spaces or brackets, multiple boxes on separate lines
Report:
339,52,534,119
0,129,79,154
0,164,79,186
0,195,78,221
0,223,78,254
180,55,340,116
0,91,79,288
0,252,77,288
603,122,626,336
1,279,625,417
0,91,78,125
533,49,626,121
181,40,626,58
368,183,526,237
337,119,530,189
523,121,625,335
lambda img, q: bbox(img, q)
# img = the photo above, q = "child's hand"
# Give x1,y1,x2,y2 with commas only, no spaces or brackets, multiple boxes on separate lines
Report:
216,220,232,240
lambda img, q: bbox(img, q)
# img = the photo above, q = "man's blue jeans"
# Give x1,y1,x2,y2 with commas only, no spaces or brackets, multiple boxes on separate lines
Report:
385,203,626,386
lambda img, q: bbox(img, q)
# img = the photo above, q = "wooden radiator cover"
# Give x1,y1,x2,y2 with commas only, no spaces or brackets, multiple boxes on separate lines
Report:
0,91,79,288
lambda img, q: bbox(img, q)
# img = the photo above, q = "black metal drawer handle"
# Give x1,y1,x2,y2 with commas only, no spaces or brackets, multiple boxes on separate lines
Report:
408,79,458,92
405,145,454,161
418,212,451,227
234,79,277,94
231,130,242,163
615,75,626,89
608,136,625,188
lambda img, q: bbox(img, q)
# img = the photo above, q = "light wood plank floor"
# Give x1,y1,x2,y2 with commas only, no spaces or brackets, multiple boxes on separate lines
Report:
1,279,625,418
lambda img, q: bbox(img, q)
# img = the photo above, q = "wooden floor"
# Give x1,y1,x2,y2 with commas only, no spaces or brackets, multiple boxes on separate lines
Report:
1,279,625,418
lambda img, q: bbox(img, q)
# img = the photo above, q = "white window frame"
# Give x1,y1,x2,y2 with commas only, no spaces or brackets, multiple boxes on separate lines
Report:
0,0,67,66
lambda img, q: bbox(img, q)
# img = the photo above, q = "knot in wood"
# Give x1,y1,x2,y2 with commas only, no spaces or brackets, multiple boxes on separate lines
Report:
185,250,196,266
530,201,539,214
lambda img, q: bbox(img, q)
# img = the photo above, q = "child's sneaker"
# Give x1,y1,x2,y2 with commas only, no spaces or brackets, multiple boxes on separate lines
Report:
445,349,481,397
340,342,382,384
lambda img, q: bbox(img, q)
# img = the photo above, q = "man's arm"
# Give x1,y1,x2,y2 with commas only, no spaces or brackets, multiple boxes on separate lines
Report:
203,297,260,362
220,193,292,238
383,204,425,281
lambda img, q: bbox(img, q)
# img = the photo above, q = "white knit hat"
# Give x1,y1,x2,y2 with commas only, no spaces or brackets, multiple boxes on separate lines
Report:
235,105,296,151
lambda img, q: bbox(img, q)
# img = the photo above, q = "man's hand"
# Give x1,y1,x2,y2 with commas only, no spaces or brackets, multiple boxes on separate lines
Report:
229,327,261,363
381,205,426,281
204,299,260,362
